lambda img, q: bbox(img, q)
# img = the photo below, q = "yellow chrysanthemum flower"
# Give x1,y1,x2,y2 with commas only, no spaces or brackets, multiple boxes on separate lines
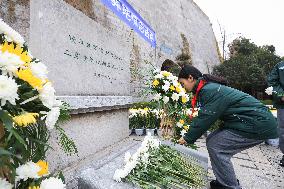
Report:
37,160,49,176
179,119,185,125
170,85,175,91
1,42,32,64
182,96,188,103
183,125,189,131
176,87,181,93
28,186,40,189
152,79,159,87
13,112,39,127
161,71,171,77
16,68,46,89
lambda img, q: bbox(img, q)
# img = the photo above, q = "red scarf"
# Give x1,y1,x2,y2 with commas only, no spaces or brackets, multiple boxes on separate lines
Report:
189,80,206,119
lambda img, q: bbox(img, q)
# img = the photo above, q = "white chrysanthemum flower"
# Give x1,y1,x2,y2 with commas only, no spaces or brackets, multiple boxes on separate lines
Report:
40,177,66,189
180,129,187,137
0,51,25,76
167,75,178,82
153,93,162,101
141,152,150,164
113,169,125,182
179,90,186,96
0,178,13,189
16,161,41,181
164,80,170,86
151,109,161,118
0,75,19,106
150,139,160,149
171,93,180,101
138,144,149,155
124,160,137,174
265,86,274,95
186,108,200,117
140,109,147,116
176,122,183,128
45,107,60,130
113,134,162,183
129,113,136,118
39,82,56,108
181,94,190,102
162,84,170,92
0,18,25,45
163,96,169,104
30,61,48,80
154,73,163,79
54,99,63,107
129,109,139,117
129,109,138,118
173,80,179,87
124,152,132,164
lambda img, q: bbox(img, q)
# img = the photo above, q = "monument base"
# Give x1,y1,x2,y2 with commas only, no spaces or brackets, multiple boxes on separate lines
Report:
46,109,129,174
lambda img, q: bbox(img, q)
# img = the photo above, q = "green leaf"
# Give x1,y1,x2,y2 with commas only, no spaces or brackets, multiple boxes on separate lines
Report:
0,110,14,131
58,171,66,184
55,125,78,156
11,130,26,146
0,147,14,156
0,110,26,146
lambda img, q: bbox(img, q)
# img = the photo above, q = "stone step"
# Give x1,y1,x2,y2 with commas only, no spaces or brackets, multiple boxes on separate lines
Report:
71,137,208,189
64,137,140,188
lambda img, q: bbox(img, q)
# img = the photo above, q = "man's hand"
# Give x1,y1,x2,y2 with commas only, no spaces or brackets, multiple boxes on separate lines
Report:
178,137,187,145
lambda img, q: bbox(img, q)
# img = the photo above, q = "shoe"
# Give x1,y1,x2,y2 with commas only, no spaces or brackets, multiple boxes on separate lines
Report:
210,180,226,189
280,155,284,167
210,179,241,189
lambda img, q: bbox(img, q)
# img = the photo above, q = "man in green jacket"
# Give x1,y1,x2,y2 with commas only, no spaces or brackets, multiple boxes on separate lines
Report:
267,61,284,166
178,65,278,189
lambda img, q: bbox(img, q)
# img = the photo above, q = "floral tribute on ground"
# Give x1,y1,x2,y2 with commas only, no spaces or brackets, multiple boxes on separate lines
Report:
0,19,77,189
113,134,206,188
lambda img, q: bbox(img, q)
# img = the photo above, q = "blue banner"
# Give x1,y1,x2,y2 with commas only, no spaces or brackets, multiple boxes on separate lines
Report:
101,0,156,47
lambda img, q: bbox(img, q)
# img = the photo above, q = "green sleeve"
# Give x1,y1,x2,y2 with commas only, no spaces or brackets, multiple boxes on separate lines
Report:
267,64,284,100
184,89,228,144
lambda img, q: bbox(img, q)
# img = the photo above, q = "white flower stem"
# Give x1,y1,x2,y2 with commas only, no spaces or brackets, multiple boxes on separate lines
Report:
20,95,39,105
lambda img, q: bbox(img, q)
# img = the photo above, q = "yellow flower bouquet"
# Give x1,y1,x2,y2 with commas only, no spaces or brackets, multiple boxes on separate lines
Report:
0,19,76,188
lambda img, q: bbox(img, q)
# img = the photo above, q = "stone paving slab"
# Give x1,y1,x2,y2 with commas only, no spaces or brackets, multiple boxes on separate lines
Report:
196,136,284,189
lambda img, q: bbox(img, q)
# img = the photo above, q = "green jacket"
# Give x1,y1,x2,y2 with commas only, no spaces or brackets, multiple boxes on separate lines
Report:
184,80,278,144
267,61,284,109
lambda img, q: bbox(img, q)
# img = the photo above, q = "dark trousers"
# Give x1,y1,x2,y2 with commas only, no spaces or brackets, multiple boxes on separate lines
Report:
206,129,263,189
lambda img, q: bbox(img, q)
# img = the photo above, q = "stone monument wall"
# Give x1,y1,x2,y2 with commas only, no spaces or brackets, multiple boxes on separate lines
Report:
0,0,220,182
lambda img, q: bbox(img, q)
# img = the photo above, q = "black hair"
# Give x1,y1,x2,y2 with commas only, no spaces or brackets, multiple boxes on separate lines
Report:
178,65,228,85
161,59,181,76
161,59,177,71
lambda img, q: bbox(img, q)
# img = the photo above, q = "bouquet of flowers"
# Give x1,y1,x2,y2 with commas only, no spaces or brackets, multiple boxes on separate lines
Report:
150,70,193,140
0,19,77,188
113,134,206,188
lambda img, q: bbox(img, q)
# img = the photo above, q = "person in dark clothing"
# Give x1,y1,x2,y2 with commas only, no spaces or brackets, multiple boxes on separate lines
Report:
267,61,284,166
178,65,278,189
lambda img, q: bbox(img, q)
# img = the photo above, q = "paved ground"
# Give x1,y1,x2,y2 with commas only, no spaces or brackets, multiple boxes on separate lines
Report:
195,136,284,189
